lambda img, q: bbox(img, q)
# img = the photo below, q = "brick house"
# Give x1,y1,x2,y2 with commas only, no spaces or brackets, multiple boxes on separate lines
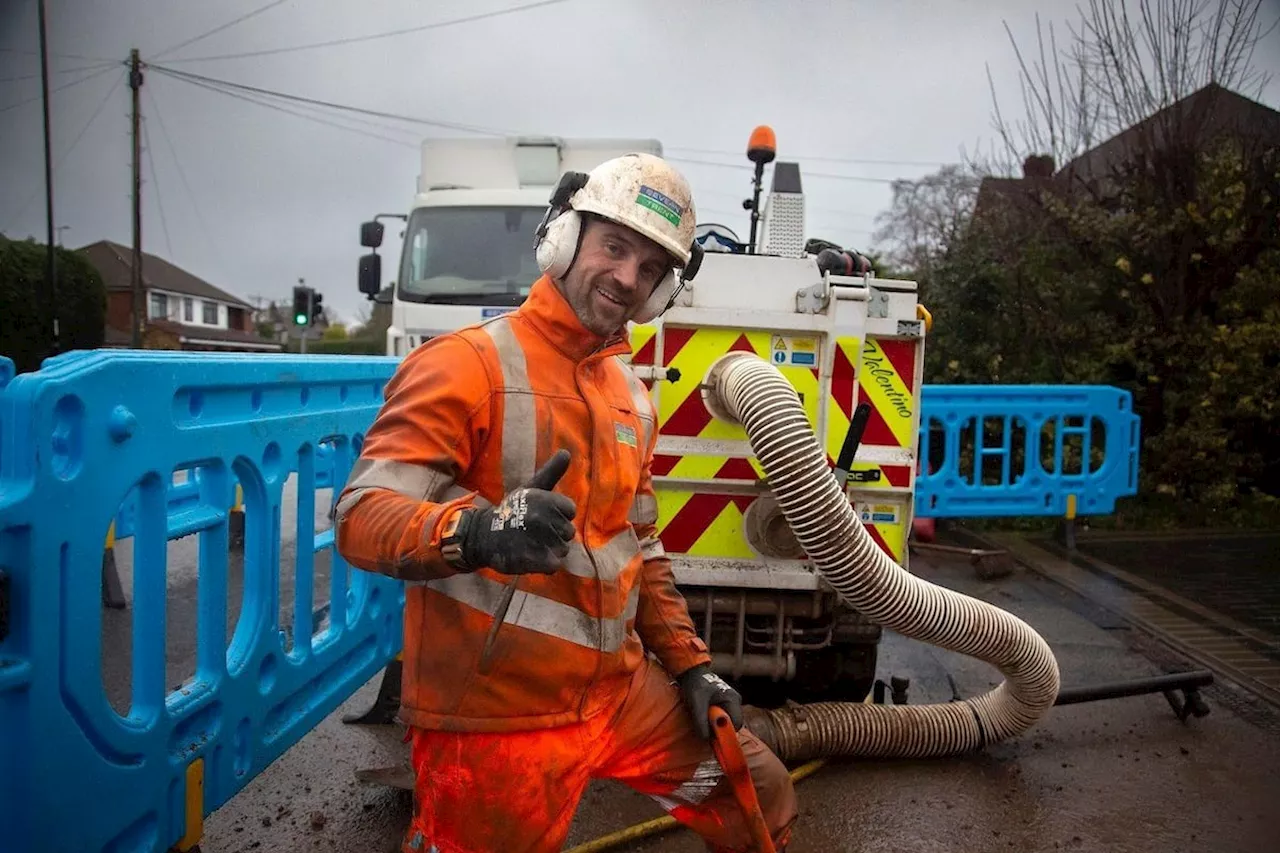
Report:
81,240,283,352
971,83,1280,228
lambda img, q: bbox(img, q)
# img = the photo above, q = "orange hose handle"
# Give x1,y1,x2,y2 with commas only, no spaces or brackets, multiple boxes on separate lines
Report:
708,705,777,853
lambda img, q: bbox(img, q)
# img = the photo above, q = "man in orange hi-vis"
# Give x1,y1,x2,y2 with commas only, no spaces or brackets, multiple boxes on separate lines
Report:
335,152,797,852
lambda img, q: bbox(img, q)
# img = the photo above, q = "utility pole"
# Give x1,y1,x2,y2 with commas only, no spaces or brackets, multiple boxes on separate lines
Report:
129,48,144,349
37,0,58,350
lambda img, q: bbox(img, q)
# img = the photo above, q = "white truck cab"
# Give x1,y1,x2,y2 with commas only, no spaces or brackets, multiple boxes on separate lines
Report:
358,136,661,356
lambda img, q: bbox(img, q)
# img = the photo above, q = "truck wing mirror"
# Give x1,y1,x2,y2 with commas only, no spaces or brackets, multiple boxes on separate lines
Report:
359,253,382,297
360,221,384,248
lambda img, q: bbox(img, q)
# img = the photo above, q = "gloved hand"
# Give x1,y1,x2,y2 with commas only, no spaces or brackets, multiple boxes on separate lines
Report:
678,663,744,740
461,449,577,575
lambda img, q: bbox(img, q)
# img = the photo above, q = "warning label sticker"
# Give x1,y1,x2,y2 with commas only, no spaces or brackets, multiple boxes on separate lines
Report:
770,335,818,367
856,502,900,525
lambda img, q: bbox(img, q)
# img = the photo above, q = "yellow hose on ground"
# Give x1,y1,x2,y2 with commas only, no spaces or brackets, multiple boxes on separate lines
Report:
563,760,829,853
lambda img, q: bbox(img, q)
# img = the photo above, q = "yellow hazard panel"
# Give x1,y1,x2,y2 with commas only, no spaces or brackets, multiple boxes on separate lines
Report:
650,454,763,556
634,327,823,440
858,336,921,453
824,335,863,465
655,487,759,559
854,499,908,565
631,323,658,360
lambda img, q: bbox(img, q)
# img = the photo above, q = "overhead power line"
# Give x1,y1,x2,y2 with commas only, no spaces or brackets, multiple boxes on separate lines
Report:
161,0,575,63
0,46,116,63
149,67,924,189
149,64,513,135
668,155,897,185
3,70,125,232
154,0,293,60
0,63,120,113
1,61,119,83
143,84,220,266
140,110,174,260
666,145,950,169
154,67,421,150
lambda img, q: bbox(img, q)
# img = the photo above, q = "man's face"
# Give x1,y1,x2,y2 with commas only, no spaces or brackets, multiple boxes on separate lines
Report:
558,218,673,336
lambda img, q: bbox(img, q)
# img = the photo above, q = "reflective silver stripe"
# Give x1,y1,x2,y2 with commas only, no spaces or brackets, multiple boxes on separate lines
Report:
335,459,455,519
616,356,656,452
668,758,724,806
424,573,637,653
522,527,640,581
595,527,640,582
629,493,658,526
639,536,666,562
604,585,641,651
563,541,594,579
481,317,535,494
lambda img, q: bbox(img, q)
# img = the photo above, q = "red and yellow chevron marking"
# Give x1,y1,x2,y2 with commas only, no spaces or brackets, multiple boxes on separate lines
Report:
650,327,823,440
824,335,862,464
858,337,919,450
631,323,658,381
863,519,905,564
651,454,760,557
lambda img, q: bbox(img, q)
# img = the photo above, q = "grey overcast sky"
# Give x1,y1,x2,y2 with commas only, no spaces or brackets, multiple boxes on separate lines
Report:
3,0,1279,326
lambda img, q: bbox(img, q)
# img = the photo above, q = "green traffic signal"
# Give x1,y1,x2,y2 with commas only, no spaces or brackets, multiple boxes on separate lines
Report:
294,312,307,325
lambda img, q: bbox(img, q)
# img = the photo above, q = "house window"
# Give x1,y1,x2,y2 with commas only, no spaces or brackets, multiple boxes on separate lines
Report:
183,297,193,322
202,300,218,324
150,292,168,319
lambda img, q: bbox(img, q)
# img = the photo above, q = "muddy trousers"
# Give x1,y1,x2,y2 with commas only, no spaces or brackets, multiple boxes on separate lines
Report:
402,657,798,853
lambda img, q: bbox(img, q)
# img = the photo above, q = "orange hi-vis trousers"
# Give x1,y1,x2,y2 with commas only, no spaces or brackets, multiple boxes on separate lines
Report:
402,657,797,853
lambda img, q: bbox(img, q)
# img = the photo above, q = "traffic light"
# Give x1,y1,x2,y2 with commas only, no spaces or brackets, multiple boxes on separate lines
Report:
309,290,324,324
292,285,310,326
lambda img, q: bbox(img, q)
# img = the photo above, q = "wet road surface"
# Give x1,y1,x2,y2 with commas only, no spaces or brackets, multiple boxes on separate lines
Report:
101,499,1280,852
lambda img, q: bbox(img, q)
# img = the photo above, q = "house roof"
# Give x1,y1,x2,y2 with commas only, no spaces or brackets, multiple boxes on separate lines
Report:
1058,83,1280,184
971,83,1280,228
78,240,254,309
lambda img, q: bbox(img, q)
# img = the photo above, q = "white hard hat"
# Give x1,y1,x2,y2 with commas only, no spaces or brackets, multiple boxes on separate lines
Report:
535,152,703,324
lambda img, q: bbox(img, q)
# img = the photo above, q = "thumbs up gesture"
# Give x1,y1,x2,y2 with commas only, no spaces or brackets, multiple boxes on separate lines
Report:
460,450,578,576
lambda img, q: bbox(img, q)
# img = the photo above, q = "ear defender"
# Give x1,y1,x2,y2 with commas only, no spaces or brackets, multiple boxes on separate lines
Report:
534,171,590,279
631,240,705,325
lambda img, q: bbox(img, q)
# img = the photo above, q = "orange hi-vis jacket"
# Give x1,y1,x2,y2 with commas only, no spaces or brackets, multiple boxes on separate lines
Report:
334,275,712,732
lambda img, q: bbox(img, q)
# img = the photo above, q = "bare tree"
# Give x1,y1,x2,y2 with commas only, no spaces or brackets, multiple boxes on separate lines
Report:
981,0,1276,176
871,164,984,277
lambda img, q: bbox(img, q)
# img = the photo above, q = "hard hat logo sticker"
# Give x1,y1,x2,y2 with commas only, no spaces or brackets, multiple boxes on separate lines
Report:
636,185,683,227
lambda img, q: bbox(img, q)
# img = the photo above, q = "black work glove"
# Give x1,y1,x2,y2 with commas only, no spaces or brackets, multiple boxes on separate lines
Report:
461,449,577,576
678,663,744,741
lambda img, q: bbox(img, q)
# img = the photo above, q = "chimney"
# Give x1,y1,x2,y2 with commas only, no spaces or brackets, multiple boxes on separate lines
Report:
1022,154,1055,179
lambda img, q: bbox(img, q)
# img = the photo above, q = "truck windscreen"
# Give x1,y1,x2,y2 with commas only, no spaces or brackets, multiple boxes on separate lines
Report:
396,206,546,305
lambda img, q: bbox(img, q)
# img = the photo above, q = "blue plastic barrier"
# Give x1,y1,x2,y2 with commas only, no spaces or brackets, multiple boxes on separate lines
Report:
113,437,341,542
915,384,1141,518
107,367,1144,541
0,351,405,853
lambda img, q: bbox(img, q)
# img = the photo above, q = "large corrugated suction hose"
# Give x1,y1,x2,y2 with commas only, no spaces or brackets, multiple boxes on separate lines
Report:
702,353,1061,762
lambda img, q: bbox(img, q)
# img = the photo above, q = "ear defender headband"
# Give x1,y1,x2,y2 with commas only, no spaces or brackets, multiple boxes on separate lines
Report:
533,171,590,280
533,170,702,324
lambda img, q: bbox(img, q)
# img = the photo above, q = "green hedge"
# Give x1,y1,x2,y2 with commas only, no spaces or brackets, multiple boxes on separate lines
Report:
0,237,106,373
285,336,386,355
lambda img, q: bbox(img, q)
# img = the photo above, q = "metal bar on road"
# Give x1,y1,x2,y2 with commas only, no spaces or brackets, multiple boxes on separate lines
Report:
1054,670,1214,706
